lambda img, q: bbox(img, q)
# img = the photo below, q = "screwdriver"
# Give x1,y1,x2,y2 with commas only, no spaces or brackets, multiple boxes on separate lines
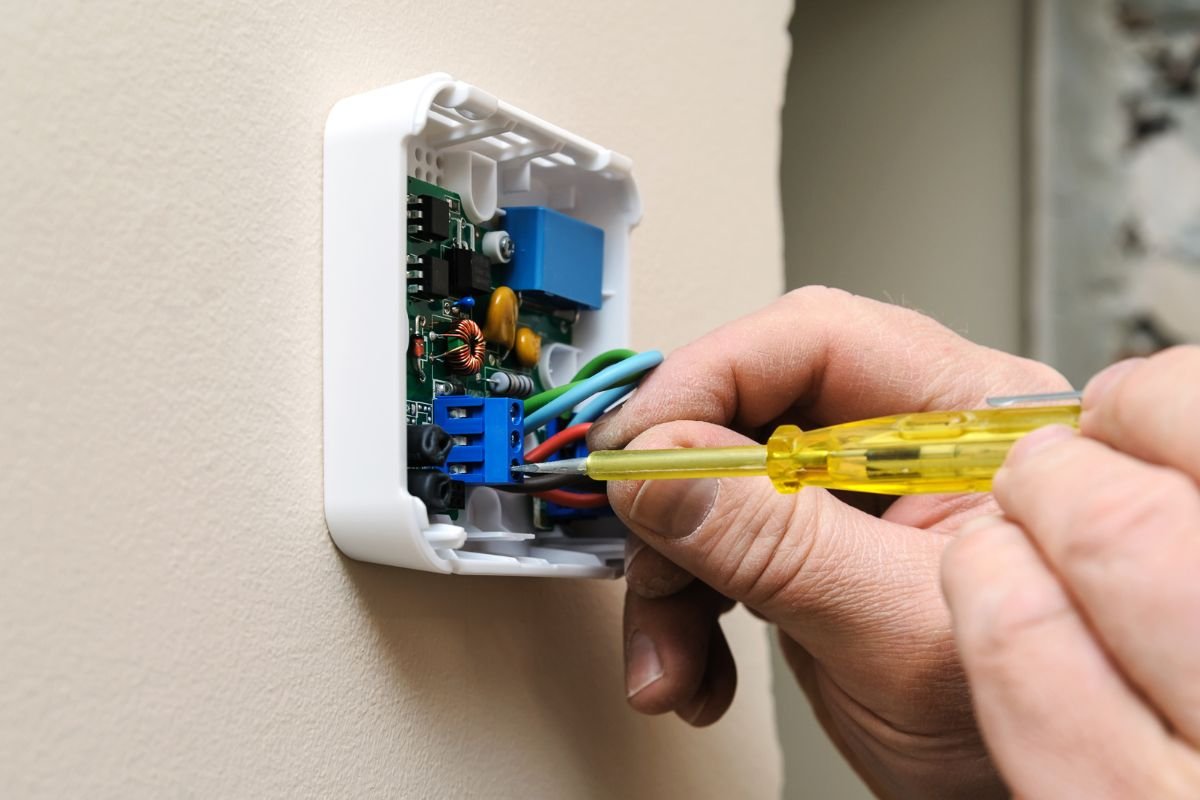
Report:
513,404,1081,495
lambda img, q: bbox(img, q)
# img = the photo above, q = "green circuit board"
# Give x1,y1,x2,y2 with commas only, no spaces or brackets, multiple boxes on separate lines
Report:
404,177,575,427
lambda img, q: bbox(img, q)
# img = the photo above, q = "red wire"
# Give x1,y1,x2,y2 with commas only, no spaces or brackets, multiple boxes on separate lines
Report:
525,422,592,463
533,489,610,509
525,423,607,509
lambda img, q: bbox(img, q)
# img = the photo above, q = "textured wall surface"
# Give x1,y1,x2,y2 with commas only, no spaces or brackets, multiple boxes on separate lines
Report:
0,2,789,797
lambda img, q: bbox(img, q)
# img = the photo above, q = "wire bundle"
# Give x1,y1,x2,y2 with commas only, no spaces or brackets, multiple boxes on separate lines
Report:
523,349,662,432
513,348,663,508
523,348,637,415
507,423,609,508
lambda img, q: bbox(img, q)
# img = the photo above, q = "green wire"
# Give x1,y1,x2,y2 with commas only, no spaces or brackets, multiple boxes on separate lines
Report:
524,348,638,414
573,348,637,381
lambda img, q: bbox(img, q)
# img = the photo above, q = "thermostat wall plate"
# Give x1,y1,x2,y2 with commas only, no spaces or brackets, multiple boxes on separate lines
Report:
323,73,640,577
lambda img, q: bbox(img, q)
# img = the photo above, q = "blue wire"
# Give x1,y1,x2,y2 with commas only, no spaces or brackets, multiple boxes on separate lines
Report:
569,384,635,427
524,350,663,432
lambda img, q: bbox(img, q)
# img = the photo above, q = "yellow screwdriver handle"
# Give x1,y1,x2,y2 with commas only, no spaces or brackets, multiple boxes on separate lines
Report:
765,405,1081,494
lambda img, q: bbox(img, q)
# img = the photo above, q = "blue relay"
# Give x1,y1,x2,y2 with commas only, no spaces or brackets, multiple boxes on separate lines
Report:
499,206,604,309
433,396,524,485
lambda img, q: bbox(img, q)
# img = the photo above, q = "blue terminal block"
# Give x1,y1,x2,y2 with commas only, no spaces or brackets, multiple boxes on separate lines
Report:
433,396,524,485
499,206,604,309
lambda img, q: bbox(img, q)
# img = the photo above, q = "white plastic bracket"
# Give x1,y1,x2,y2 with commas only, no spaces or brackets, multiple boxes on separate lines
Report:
323,73,641,577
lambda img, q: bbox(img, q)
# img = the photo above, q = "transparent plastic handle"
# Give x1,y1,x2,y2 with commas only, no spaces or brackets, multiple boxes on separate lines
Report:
766,405,1081,495
586,446,767,481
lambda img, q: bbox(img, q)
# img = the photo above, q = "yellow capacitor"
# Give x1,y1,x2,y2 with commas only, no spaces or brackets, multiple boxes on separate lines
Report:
514,326,541,368
482,286,519,349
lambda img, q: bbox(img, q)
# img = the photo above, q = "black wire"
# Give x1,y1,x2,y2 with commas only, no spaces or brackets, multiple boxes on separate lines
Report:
574,478,608,494
493,473,600,493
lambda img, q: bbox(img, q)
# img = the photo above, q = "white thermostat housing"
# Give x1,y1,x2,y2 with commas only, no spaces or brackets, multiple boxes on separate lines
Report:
323,74,640,577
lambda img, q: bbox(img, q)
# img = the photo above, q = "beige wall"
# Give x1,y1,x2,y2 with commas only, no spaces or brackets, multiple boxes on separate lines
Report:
0,2,790,797
778,1,1024,797
783,0,1025,353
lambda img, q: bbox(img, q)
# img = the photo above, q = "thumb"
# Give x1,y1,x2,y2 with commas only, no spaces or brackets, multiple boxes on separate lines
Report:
608,421,952,668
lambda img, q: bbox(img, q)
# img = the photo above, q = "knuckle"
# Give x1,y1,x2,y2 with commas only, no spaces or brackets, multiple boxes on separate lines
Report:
942,520,1028,619
943,520,1006,574
1106,362,1151,428
711,491,817,608
1104,348,1200,421
624,543,691,599
781,285,849,309
995,436,1085,505
1060,469,1193,567
966,579,1073,666
939,523,1076,666
1121,344,1200,415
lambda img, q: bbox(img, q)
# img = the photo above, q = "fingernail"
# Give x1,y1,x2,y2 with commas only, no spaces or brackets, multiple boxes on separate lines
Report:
1082,358,1143,410
1005,424,1076,467
626,631,663,698
959,514,1003,537
629,478,719,540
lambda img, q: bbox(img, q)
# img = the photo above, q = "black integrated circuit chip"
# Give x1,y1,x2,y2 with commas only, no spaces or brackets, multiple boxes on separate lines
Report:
408,195,451,242
415,255,450,297
448,248,491,295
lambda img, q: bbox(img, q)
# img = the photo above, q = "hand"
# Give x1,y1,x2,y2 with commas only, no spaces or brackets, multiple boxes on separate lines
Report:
590,287,1068,799
942,347,1200,799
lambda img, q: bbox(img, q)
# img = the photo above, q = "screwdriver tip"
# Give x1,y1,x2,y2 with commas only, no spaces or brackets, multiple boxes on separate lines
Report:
513,458,588,475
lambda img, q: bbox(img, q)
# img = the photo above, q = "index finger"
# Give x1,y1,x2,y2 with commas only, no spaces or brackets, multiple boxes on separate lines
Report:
591,286,1067,450
1081,346,1200,483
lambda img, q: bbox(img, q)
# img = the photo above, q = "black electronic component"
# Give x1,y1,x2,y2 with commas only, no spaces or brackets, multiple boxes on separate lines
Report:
412,255,450,297
446,480,465,510
448,248,491,295
407,424,452,467
408,469,453,513
408,195,451,241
